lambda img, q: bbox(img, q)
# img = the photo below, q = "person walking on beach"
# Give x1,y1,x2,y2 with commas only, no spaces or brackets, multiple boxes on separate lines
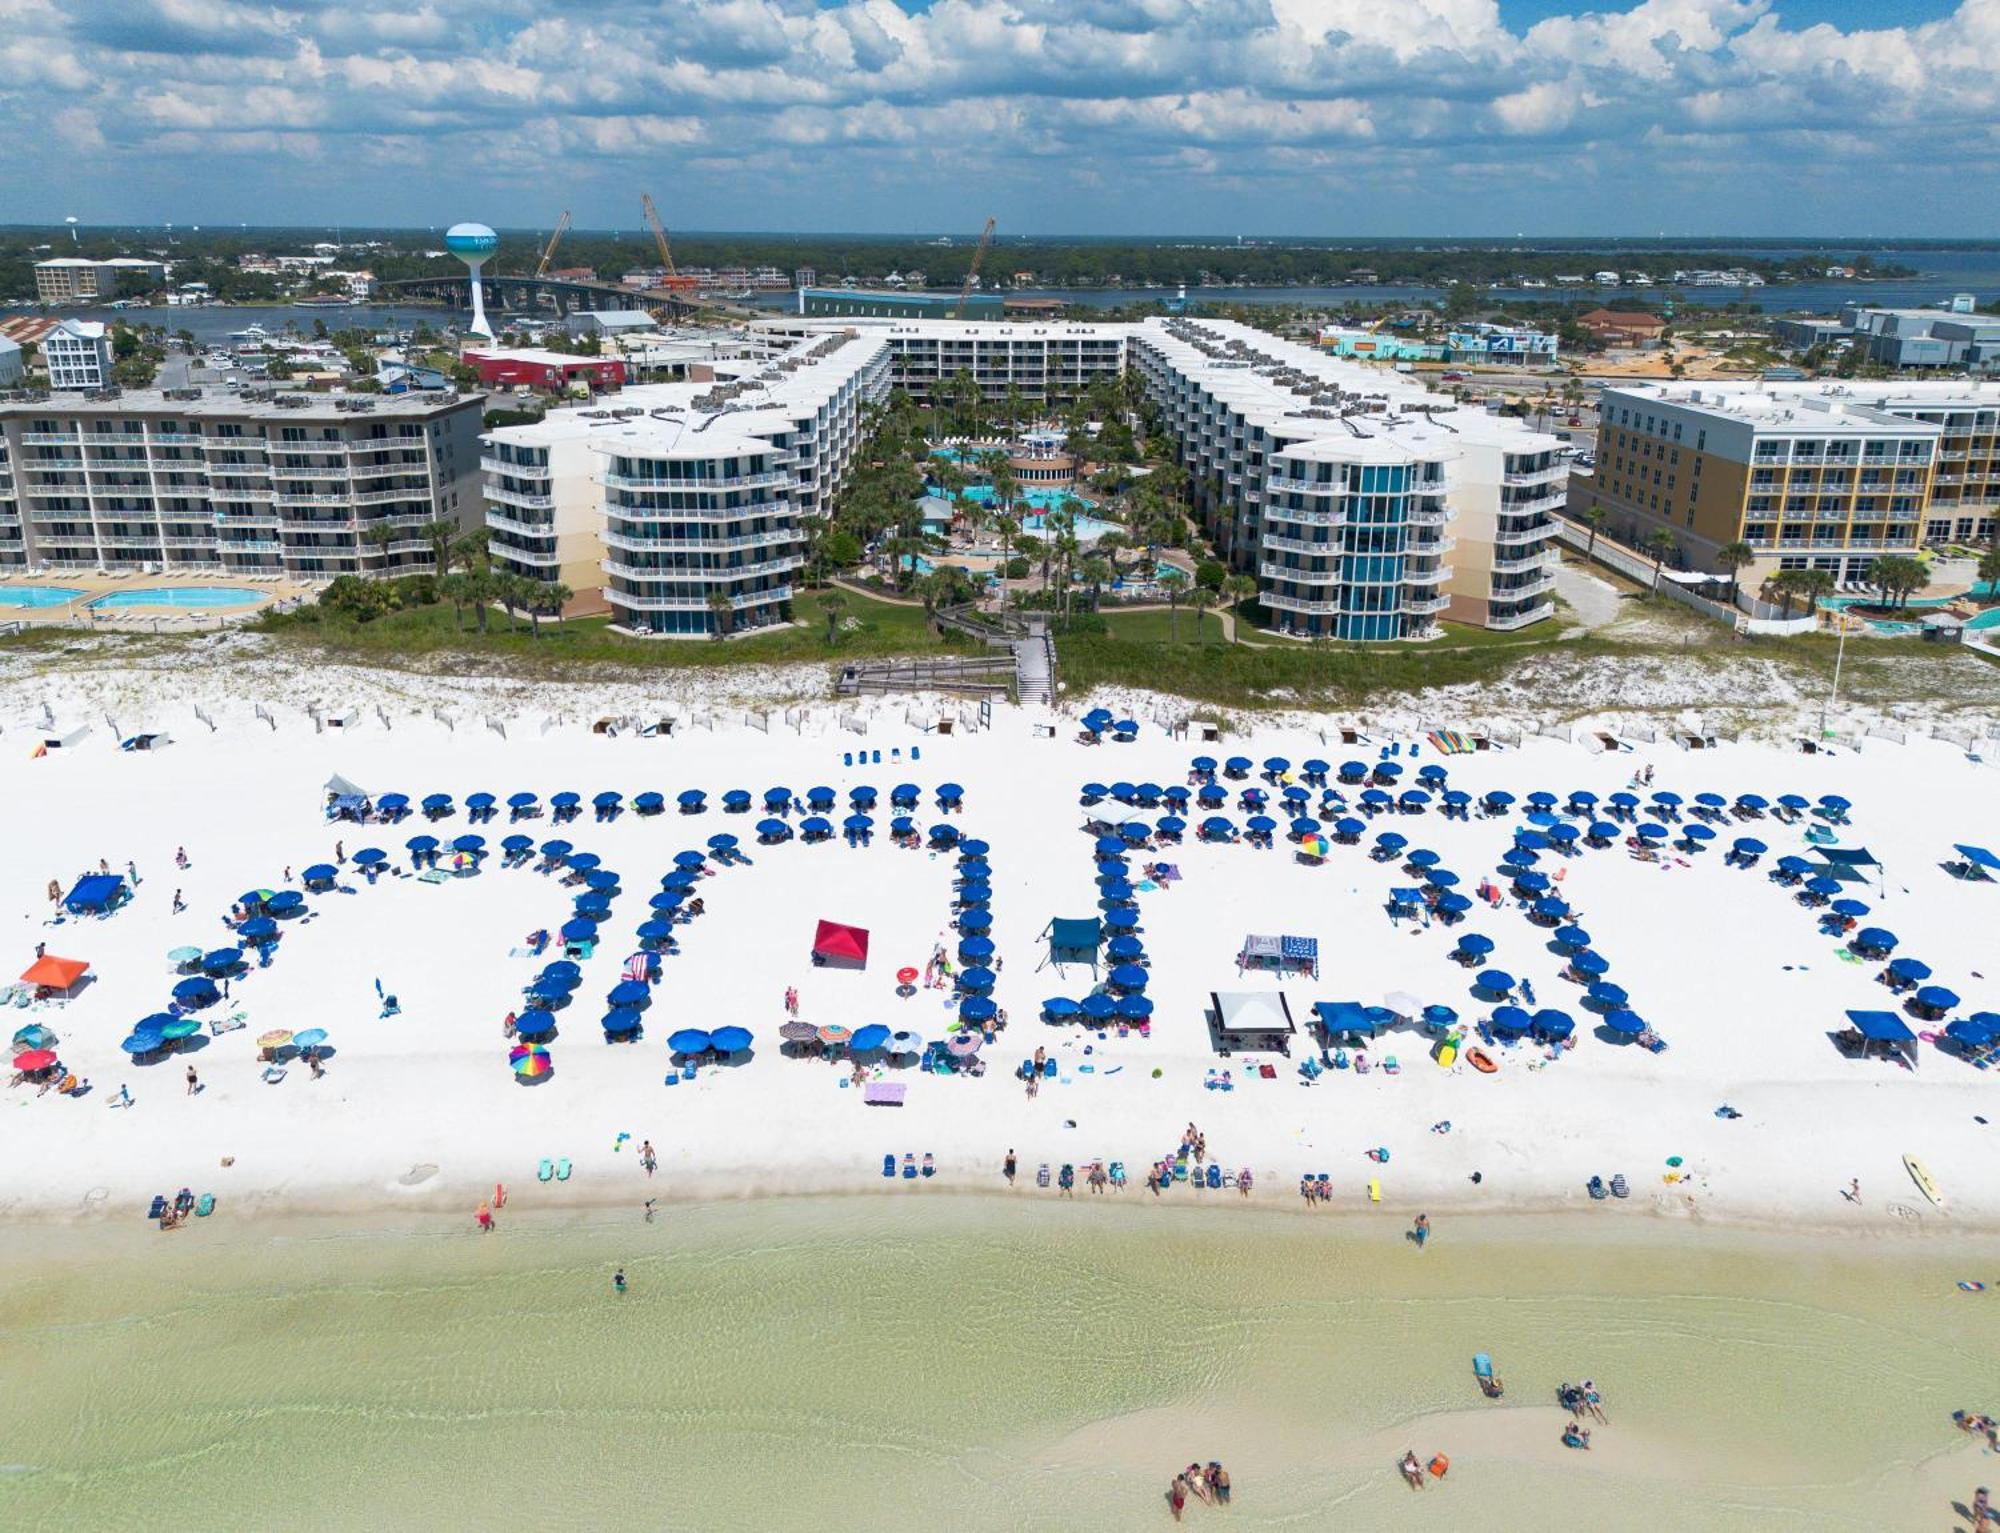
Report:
185,1065,199,1096
612,1267,627,1296
126,859,140,886
639,1140,657,1176
175,846,188,870
1971,1484,1989,1532
476,1202,494,1232
1411,1213,1430,1249
109,1083,132,1109
334,840,345,865
1003,1148,1017,1184
1167,1476,1187,1522
172,889,185,914
1845,1178,1861,1205
33,941,44,960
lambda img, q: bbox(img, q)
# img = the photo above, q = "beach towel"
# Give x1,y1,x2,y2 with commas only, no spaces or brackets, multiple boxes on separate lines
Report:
622,954,650,984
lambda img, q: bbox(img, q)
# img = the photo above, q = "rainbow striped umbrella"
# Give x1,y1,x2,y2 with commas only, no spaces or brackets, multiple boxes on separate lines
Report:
257,1029,294,1049
1301,834,1332,858
509,1044,552,1078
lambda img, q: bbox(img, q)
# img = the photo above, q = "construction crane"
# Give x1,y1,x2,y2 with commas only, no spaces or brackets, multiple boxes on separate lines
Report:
955,217,996,320
533,210,571,278
640,193,699,291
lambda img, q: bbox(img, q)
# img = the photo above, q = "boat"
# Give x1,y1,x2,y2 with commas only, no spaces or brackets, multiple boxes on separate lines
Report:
1904,1154,1943,1207
1467,1047,1498,1074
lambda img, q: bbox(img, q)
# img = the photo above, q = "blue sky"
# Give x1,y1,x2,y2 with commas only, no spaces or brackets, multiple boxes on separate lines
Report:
2,0,1995,237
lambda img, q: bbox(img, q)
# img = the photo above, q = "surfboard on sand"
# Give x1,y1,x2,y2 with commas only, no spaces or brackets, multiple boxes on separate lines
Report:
1904,1154,1943,1207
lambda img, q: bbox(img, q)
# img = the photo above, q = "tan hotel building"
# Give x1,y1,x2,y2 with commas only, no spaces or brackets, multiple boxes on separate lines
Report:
1581,381,1999,586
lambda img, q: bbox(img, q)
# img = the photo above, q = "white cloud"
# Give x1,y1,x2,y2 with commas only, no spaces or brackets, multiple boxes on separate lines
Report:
0,0,1995,234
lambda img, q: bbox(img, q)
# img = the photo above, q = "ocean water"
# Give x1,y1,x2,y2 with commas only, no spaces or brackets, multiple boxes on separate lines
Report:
0,1199,1992,1532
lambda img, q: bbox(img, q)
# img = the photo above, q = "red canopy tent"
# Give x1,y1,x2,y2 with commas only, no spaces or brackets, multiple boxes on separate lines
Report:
19,955,88,991
811,919,870,966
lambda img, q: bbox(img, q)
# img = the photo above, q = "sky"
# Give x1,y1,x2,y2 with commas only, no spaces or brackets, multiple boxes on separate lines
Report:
1,0,1996,238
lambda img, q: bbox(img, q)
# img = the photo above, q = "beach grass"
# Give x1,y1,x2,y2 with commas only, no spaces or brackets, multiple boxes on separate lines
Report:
249,590,971,676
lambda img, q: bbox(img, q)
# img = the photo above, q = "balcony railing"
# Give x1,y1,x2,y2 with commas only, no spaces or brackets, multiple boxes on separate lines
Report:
486,484,555,512
1259,591,1341,615
1490,548,1556,575
602,469,791,493
1501,465,1566,487
1487,601,1555,631
603,528,796,556
486,512,554,540
1403,593,1451,615
1258,561,1340,586
480,454,551,478
606,585,794,612
1493,572,1557,600
1262,475,1345,496
603,555,804,584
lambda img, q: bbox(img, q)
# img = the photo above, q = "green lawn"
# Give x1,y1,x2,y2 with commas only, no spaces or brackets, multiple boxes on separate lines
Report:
251,590,967,675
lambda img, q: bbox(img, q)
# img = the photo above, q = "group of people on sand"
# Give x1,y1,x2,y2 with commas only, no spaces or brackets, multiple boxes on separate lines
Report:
1166,1461,1229,1519
1559,1379,1606,1449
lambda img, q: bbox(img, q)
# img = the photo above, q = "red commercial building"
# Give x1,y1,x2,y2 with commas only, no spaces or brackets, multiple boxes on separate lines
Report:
463,348,625,392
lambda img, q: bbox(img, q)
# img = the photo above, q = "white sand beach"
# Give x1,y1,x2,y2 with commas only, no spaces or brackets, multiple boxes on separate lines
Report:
3,653,1999,1239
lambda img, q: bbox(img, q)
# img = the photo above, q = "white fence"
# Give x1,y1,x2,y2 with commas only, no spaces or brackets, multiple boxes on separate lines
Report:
1553,518,1818,636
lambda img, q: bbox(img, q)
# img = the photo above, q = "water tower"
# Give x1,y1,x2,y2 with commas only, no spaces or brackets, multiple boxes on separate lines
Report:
444,221,499,340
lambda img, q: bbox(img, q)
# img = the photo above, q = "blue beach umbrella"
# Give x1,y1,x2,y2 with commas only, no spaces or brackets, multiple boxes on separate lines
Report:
451,834,485,853
1043,997,1081,1018
1117,995,1154,1020
1108,963,1149,991
466,792,496,811
961,995,998,1024
1829,898,1869,918
593,792,623,810
1602,1009,1646,1037
1436,892,1472,915
601,1008,643,1036
1102,908,1140,930
377,793,409,814
421,793,453,814
1732,837,1767,856
1916,985,1961,1012
1080,994,1118,1020
507,792,538,810
958,966,997,992
1490,1006,1531,1038
1887,956,1931,982
1588,981,1629,1007
1572,950,1610,976
800,817,833,838
1455,933,1495,958
669,1028,714,1056
636,920,673,942
501,834,534,854
958,909,992,933
710,1026,754,1054
1554,924,1592,949
677,790,707,808
540,839,573,859
960,935,996,959
757,819,792,840
633,793,665,814
850,1024,892,1053
1107,935,1145,960
844,814,874,832
1477,969,1516,994
353,847,388,866
607,980,650,1007
723,790,753,811
559,919,597,943
1246,815,1277,834
706,833,739,852
806,786,837,809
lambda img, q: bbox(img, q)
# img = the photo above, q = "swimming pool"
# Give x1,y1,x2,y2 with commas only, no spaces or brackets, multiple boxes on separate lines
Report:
0,585,85,609
88,586,267,611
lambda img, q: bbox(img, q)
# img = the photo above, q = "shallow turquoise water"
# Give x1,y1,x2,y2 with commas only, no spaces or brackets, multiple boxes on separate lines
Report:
88,586,266,611
0,585,84,609
0,1200,1992,1532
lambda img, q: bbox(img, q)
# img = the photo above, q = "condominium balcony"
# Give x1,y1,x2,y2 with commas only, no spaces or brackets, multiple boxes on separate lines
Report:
486,483,555,512
1403,593,1451,615
602,468,792,493
603,554,804,584
493,546,560,571
606,501,791,526
1487,601,1555,631
1502,464,1567,487
1490,548,1556,575
19,432,77,445
486,511,554,540
1263,475,1346,496
1401,563,1452,587
1258,561,1340,586
1493,571,1557,600
1494,518,1554,546
1259,532,1340,557
603,528,796,556
1501,488,1568,515
1261,505,1345,528
480,454,551,478
607,584,794,612
215,514,281,530
1259,590,1342,616
352,488,432,507
273,492,354,507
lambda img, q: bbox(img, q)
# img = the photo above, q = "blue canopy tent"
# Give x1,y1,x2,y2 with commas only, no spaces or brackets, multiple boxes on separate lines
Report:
540,839,573,861
1313,1000,1383,1040
64,874,127,914
1950,844,2000,881
722,790,753,811
1044,916,1103,971
1842,1008,1916,1059
634,792,666,815
800,817,834,840
677,790,707,811
806,786,837,811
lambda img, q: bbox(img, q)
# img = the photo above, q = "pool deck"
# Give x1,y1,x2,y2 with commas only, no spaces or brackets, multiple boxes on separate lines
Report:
0,572,315,632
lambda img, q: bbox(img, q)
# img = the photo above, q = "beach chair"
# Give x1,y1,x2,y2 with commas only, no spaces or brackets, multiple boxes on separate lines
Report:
1037,1163,1050,1187
260,1065,286,1084
1382,1055,1400,1074
1206,1164,1221,1190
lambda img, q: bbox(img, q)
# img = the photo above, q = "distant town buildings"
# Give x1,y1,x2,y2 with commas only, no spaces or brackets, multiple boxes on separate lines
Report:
0,337,22,387
564,310,659,339
1444,323,1560,366
34,257,166,303
461,347,626,393
1575,309,1668,346
1317,327,1440,363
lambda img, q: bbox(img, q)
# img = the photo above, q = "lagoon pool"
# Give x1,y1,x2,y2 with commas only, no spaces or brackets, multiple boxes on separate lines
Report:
0,585,85,609
88,586,266,611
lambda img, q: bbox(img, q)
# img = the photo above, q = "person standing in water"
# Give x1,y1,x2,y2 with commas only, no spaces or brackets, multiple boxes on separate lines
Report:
1412,1213,1430,1249
613,1267,627,1296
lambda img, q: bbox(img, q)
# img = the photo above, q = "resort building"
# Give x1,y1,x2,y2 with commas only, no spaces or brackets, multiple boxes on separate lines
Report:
0,337,23,387
42,320,113,391
0,386,485,576
484,330,891,636
1131,318,1561,638
1836,306,2000,373
1576,309,1667,346
1580,380,2000,584
1318,328,1441,364
761,317,1129,408
461,348,626,394
33,257,167,304
798,289,1006,322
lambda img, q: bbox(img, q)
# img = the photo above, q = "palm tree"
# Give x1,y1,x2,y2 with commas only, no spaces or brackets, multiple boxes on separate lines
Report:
1764,570,1800,617
493,574,527,633
361,520,398,575
1977,539,2000,588
1794,568,1834,615
450,527,489,573
1714,540,1756,607
1078,556,1112,611
1186,584,1216,639
706,590,734,640
1645,528,1677,593
538,582,573,632
465,570,494,635
1221,572,1258,640
418,518,458,574
439,572,472,631
1579,505,1606,563
819,590,848,644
